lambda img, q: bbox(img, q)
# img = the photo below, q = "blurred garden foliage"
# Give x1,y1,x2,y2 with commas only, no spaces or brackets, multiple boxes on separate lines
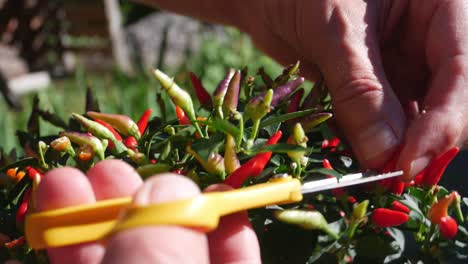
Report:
0,27,281,152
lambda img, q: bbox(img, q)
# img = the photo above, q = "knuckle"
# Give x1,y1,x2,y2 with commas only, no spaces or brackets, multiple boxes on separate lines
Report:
435,112,464,149
331,76,385,107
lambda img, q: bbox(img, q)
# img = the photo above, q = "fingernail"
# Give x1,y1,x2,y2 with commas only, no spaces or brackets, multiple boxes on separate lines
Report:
133,174,200,205
358,121,399,161
408,155,432,179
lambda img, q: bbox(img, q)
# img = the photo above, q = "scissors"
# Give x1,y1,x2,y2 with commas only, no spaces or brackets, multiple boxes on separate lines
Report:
25,170,402,249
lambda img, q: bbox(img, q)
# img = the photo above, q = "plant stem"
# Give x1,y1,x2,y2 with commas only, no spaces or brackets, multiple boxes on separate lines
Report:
193,121,205,138
423,224,436,251
237,114,244,149
348,223,358,240
249,118,261,144
216,106,224,119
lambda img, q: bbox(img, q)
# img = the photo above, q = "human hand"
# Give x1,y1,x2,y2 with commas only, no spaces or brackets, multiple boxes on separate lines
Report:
35,160,260,264
243,0,468,180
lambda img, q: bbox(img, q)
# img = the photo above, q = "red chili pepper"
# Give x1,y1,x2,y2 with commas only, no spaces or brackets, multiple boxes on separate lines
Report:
348,196,357,204
378,146,406,195
137,108,152,135
16,189,31,223
224,131,282,188
422,147,460,186
390,180,406,196
322,159,346,197
16,200,28,223
171,169,185,175
190,72,211,106
175,105,191,125
93,118,122,150
390,201,410,214
372,208,409,228
4,236,25,248
26,166,43,181
321,137,341,152
413,169,425,186
123,136,138,150
329,137,340,148
94,119,122,141
439,216,458,239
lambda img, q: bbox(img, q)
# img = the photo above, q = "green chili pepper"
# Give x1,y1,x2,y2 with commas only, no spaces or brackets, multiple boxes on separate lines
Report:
152,69,204,137
287,123,308,168
87,111,140,140
137,163,171,179
274,209,338,239
348,199,369,238
152,69,196,122
352,200,369,223
245,89,274,144
72,113,118,141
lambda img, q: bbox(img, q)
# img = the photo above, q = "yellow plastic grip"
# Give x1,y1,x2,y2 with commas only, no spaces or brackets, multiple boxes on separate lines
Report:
25,177,302,249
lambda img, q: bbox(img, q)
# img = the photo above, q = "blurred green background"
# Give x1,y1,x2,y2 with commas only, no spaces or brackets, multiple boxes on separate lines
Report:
0,28,281,152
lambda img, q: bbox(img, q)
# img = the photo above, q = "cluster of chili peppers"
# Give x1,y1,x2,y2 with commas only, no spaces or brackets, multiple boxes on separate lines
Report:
2,63,467,263
428,192,461,239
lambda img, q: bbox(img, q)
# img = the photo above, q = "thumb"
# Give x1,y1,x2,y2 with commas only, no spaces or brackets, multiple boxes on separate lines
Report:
101,174,209,264
319,37,406,168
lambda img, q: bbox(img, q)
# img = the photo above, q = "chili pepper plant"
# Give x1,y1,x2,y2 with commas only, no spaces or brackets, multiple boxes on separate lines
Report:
0,63,468,263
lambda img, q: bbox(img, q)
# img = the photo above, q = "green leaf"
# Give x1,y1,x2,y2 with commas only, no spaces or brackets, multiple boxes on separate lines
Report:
260,109,316,128
137,163,171,179
252,143,309,154
38,110,68,129
0,158,38,172
85,86,100,112
407,187,426,203
208,119,240,138
307,168,343,179
191,133,224,161
27,95,40,137
355,234,398,260
400,193,424,216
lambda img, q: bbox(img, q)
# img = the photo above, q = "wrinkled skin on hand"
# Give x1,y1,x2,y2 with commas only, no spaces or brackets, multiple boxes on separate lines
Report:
242,0,468,180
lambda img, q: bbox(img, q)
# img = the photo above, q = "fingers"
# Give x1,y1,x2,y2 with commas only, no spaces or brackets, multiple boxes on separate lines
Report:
398,57,468,179
315,2,406,168
101,174,209,264
398,0,468,180
205,184,261,264
87,159,143,200
35,168,104,264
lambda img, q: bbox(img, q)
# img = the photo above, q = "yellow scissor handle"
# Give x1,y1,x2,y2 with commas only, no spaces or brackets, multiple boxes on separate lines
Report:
26,177,302,249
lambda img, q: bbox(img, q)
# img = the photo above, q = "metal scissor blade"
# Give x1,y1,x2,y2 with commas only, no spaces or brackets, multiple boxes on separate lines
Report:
301,170,403,194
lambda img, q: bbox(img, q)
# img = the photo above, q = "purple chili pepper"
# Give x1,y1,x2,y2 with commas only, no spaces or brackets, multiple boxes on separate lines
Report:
213,68,235,109
253,77,305,108
301,77,324,110
222,70,241,115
